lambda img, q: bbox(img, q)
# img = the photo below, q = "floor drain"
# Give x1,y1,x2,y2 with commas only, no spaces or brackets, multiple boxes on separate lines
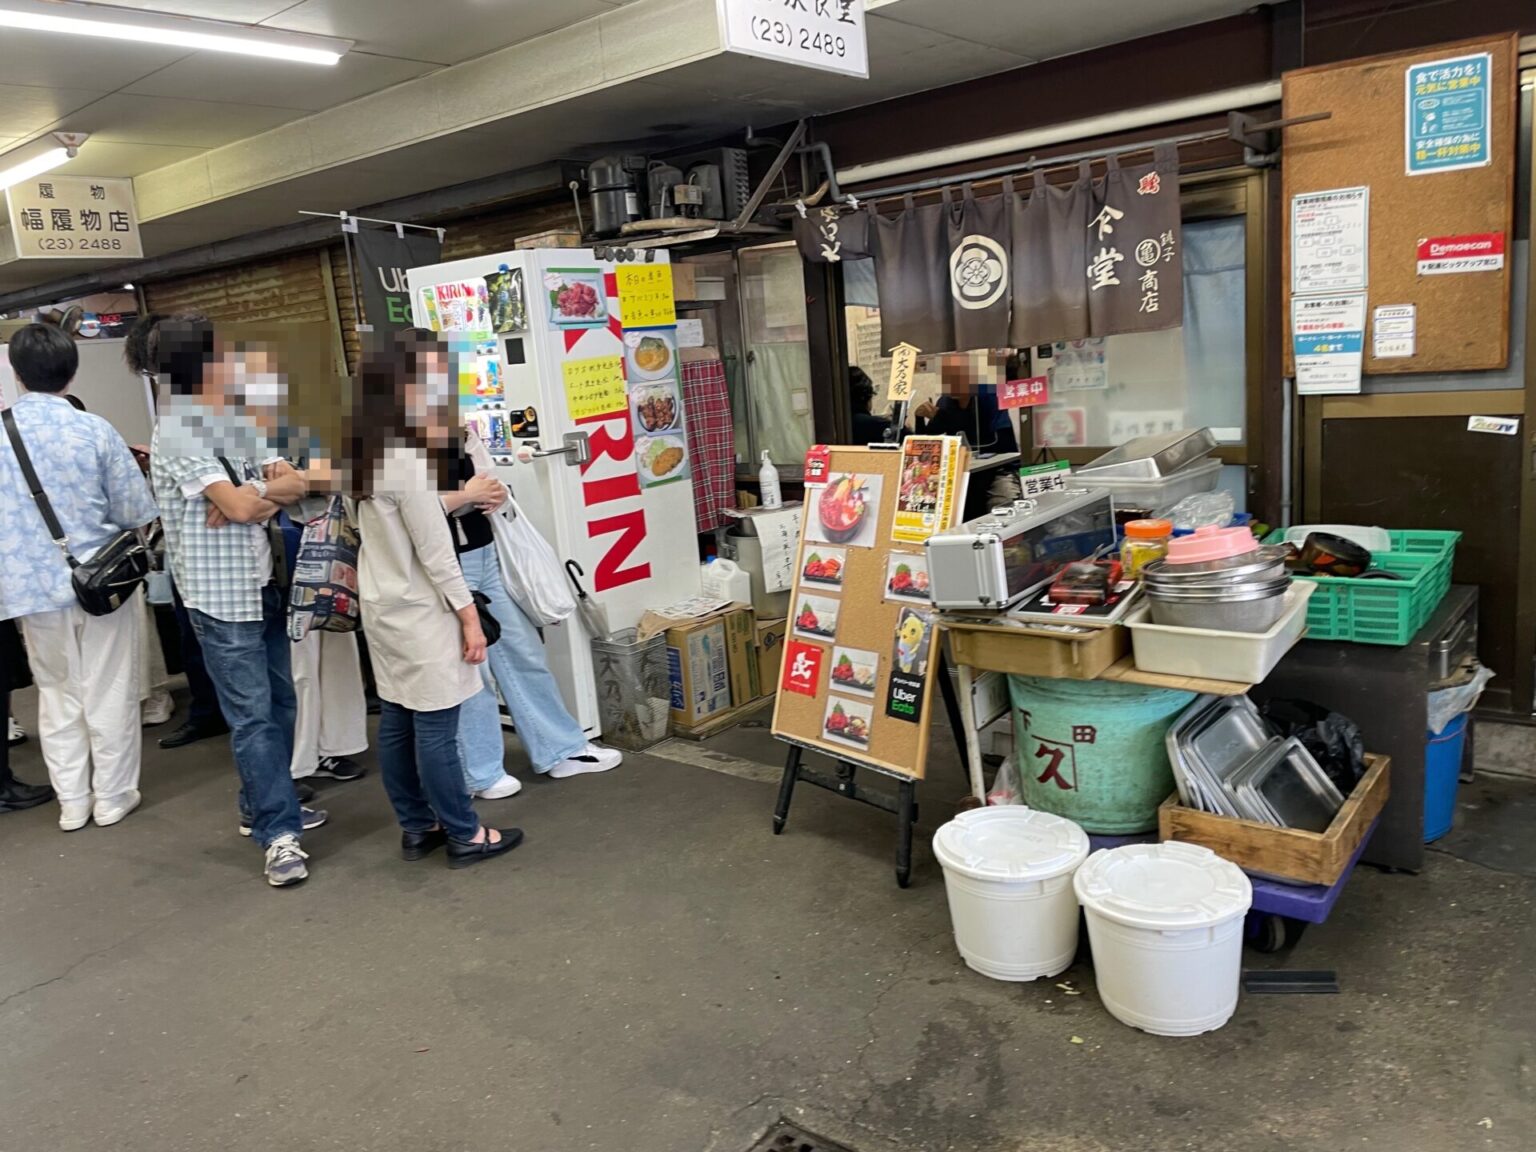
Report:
747,1120,859,1152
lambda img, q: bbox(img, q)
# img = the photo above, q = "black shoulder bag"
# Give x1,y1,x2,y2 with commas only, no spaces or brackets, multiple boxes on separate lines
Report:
3,408,148,616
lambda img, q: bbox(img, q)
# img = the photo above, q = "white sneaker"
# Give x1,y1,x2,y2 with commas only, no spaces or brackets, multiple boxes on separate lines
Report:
7,716,25,747
94,789,142,827
141,690,174,727
58,798,93,832
474,773,523,800
547,743,623,779
264,835,309,887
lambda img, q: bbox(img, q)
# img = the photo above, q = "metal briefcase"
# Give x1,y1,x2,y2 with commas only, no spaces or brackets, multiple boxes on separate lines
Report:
925,487,1114,610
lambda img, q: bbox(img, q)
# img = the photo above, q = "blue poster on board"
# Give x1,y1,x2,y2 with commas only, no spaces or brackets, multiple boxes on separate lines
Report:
1405,52,1492,175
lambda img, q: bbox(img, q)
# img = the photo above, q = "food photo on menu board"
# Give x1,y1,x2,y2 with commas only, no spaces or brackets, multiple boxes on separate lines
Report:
545,268,608,328
884,553,932,603
805,473,883,550
625,329,675,381
823,696,873,750
829,646,880,697
635,433,689,488
801,546,847,588
793,593,841,642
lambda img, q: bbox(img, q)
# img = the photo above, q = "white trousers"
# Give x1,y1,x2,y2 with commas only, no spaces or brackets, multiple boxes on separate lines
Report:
19,600,142,804
289,629,368,778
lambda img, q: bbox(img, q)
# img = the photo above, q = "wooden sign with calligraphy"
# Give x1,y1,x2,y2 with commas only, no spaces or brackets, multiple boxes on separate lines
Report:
886,342,919,403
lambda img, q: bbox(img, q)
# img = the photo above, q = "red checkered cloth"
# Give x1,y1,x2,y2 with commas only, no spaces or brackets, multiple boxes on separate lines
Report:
680,358,736,534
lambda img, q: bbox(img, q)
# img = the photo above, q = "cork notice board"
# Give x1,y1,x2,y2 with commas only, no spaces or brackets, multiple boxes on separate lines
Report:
771,441,968,780
1282,33,1518,374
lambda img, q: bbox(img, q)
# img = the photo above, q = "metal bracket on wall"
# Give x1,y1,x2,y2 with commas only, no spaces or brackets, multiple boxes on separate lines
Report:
1227,109,1332,168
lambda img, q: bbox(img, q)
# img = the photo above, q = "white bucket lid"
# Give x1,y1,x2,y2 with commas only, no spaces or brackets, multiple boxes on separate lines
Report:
1073,842,1251,930
933,807,1090,882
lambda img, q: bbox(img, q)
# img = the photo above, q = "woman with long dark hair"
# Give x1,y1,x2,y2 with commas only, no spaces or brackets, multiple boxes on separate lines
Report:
352,330,520,868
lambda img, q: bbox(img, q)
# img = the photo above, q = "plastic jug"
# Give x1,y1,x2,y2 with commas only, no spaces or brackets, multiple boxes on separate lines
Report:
701,558,752,605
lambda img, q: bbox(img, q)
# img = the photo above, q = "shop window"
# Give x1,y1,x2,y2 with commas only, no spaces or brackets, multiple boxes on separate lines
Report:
678,243,816,471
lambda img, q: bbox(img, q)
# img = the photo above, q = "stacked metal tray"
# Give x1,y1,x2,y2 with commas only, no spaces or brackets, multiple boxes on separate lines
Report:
1166,695,1345,832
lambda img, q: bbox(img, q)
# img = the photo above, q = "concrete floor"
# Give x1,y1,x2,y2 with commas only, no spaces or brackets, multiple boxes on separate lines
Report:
2,690,1534,1152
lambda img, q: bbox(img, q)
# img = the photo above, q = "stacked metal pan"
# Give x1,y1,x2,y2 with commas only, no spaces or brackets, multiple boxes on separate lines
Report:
1141,546,1292,633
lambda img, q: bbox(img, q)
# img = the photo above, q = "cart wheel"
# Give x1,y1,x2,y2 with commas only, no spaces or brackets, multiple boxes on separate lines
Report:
1249,914,1287,954
1282,917,1308,949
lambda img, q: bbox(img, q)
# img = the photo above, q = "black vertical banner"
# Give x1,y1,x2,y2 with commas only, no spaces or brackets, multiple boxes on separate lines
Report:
870,195,955,354
352,227,443,335
1007,163,1092,348
1086,143,1182,337
944,184,1011,351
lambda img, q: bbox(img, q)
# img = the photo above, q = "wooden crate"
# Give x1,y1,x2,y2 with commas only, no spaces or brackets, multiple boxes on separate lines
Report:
1157,754,1391,886
944,622,1129,680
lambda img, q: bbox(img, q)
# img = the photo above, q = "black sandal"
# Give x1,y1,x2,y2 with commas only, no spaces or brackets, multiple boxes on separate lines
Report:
446,827,524,869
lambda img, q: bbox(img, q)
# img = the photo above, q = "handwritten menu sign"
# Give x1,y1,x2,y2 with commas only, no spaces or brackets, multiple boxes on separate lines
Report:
562,355,628,422
616,264,676,328
754,507,803,594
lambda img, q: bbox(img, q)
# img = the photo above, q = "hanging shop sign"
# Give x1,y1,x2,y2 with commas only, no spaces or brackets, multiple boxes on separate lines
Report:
1406,52,1492,176
793,204,869,264
716,0,868,80
1290,187,1369,295
4,174,141,260
1084,145,1183,338
352,227,443,333
1416,233,1505,275
1292,293,1366,395
886,342,919,403
998,375,1049,410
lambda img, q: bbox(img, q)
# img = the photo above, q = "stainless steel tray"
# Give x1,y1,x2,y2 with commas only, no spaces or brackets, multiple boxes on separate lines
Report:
1078,428,1217,479
1246,737,1344,832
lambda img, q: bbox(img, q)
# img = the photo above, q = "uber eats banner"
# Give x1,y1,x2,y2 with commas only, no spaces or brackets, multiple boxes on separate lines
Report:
353,227,443,334
865,143,1183,354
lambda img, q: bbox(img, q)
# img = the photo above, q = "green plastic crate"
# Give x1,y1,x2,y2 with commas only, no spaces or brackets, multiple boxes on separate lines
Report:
1262,529,1461,646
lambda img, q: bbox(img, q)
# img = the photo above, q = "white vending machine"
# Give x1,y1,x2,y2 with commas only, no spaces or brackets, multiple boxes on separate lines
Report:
407,247,702,737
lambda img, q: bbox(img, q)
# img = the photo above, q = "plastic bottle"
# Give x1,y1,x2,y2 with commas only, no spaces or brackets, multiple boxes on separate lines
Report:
758,450,783,509
701,558,752,604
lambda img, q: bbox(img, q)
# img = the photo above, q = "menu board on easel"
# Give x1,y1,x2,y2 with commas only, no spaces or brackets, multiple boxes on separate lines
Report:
771,439,967,781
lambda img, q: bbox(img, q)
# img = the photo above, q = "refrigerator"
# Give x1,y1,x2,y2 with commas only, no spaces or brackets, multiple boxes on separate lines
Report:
408,247,702,736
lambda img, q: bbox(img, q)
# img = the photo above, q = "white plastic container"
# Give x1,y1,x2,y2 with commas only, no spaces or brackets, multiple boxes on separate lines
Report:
1074,842,1252,1036
758,450,783,509
700,558,752,605
1079,456,1223,516
932,807,1090,981
1123,581,1316,684
1282,524,1391,553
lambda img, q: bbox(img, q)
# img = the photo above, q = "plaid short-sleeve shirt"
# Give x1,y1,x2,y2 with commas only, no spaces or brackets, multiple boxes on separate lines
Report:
151,436,271,623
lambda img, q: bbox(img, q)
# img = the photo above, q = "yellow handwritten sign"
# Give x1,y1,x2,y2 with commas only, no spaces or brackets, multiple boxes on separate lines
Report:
616,264,676,328
887,342,920,403
563,355,628,422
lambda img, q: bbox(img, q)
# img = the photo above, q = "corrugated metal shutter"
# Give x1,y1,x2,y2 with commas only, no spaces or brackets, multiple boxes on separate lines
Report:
144,250,332,324
328,242,361,374
441,201,580,260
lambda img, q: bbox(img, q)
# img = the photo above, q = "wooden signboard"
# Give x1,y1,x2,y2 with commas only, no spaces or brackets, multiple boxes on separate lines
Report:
771,440,967,780
1281,33,1519,375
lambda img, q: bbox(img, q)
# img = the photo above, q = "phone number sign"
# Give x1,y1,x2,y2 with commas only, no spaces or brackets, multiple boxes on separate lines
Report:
716,0,868,79
5,175,143,260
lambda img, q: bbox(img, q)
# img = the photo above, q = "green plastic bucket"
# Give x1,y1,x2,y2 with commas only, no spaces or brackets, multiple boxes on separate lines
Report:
1007,676,1196,834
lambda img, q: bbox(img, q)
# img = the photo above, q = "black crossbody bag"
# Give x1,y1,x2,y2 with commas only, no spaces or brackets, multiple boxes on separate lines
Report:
3,407,148,616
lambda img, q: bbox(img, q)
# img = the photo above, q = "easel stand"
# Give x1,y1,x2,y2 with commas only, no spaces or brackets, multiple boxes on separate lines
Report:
771,652,969,889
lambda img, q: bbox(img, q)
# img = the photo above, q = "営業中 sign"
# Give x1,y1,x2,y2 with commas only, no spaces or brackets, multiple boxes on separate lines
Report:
1406,52,1492,175
716,0,868,80
5,174,142,260
999,376,1049,410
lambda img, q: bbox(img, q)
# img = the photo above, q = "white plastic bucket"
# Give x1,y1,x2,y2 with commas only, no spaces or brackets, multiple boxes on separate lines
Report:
1074,842,1252,1036
932,807,1090,981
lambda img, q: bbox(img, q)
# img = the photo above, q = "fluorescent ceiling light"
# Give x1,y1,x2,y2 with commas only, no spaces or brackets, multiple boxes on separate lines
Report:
0,1,352,65
0,147,70,193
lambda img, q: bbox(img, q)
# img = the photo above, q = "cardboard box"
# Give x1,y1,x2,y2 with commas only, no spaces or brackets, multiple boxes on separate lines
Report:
724,607,757,706
639,597,755,731
671,262,697,301
755,618,787,700
514,228,581,250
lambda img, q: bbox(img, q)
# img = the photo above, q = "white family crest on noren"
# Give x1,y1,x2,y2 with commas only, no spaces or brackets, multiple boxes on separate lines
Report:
949,234,1008,310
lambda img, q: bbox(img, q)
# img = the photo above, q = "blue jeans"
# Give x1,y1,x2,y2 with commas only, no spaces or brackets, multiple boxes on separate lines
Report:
189,585,300,847
377,700,478,842
456,543,588,789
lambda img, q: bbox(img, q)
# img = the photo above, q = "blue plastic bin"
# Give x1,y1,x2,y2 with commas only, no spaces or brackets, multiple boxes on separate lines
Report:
1423,712,1469,843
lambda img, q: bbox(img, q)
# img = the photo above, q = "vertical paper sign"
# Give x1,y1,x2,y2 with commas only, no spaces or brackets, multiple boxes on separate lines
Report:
891,436,954,544
563,355,628,421
1293,294,1366,395
1406,52,1492,175
886,342,919,403
616,264,676,328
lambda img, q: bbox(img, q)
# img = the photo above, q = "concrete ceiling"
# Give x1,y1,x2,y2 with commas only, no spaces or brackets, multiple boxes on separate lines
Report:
0,0,1266,296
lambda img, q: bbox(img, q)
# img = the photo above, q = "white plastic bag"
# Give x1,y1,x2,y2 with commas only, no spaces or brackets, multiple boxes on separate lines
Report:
1427,663,1494,736
491,495,576,626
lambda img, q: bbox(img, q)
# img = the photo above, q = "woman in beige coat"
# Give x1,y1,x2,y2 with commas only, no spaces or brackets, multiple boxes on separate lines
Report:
353,331,520,869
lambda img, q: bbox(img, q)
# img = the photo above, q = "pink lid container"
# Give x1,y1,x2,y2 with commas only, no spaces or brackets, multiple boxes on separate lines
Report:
1164,525,1261,565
